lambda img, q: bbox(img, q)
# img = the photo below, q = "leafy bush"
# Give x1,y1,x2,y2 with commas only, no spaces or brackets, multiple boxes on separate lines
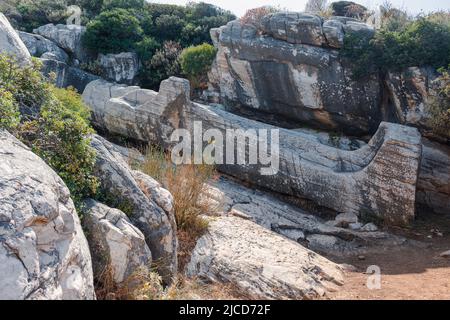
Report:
180,43,217,90
83,8,143,54
341,19,450,78
14,0,68,32
0,55,49,117
0,54,98,205
0,89,20,131
139,41,182,90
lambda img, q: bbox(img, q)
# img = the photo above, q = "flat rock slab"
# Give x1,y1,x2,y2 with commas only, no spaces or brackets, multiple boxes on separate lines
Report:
203,176,417,257
186,216,345,300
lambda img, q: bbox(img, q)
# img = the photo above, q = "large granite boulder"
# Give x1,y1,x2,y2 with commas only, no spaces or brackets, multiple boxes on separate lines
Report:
209,19,380,135
90,135,177,283
0,130,95,300
82,200,153,285
98,52,140,84
186,216,344,299
0,13,31,65
19,31,69,63
33,24,90,63
40,58,100,93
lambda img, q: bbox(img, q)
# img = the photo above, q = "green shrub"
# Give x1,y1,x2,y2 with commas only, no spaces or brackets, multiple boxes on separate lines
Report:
341,19,450,78
180,43,216,90
0,55,49,117
83,8,143,54
139,41,182,90
0,89,20,131
0,54,98,206
14,0,68,32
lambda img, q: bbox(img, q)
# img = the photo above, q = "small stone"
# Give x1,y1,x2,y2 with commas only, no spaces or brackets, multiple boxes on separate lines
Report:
358,255,366,261
332,212,359,228
349,222,363,230
340,263,357,272
361,223,378,232
440,250,450,258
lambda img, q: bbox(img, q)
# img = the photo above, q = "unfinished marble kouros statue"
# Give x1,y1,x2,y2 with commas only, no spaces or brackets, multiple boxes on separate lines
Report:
83,77,422,226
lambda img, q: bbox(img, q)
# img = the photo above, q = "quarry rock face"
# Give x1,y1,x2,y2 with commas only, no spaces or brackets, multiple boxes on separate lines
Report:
90,135,178,283
0,13,31,65
83,78,422,226
19,31,69,63
40,58,100,93
208,20,380,135
186,216,345,300
0,130,95,300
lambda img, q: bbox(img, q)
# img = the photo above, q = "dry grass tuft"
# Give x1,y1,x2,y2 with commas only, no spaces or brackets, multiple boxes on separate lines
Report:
95,265,165,300
139,145,220,271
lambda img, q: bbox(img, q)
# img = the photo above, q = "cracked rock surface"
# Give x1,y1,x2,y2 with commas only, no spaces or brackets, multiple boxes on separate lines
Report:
186,215,345,300
0,130,95,300
82,199,152,285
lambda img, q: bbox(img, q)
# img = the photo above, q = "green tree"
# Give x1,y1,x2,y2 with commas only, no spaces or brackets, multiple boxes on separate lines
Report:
0,89,20,131
102,0,144,10
180,43,216,90
139,41,182,90
83,8,143,54
341,19,450,78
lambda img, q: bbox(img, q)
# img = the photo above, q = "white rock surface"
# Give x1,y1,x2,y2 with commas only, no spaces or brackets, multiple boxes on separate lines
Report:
0,13,31,65
33,23,88,62
90,135,177,283
82,200,152,285
186,216,345,300
0,130,94,300
98,52,139,84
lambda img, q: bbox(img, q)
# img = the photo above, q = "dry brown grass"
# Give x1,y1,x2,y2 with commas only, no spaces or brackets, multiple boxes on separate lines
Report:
139,145,220,271
164,276,253,300
95,265,165,300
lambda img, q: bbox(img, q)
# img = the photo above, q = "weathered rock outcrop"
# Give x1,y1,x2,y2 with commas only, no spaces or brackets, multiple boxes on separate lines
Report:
0,12,31,65
82,200,152,285
417,139,450,215
208,20,380,135
83,78,422,226
19,31,69,63
0,130,95,300
186,216,344,300
98,52,140,84
201,176,414,257
90,135,177,283
385,67,444,140
33,24,90,63
40,58,100,93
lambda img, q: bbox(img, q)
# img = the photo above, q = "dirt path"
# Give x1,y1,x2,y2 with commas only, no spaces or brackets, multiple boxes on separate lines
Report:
328,215,450,300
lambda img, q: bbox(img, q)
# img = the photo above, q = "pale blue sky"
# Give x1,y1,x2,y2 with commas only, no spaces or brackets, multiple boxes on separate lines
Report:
150,0,450,17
